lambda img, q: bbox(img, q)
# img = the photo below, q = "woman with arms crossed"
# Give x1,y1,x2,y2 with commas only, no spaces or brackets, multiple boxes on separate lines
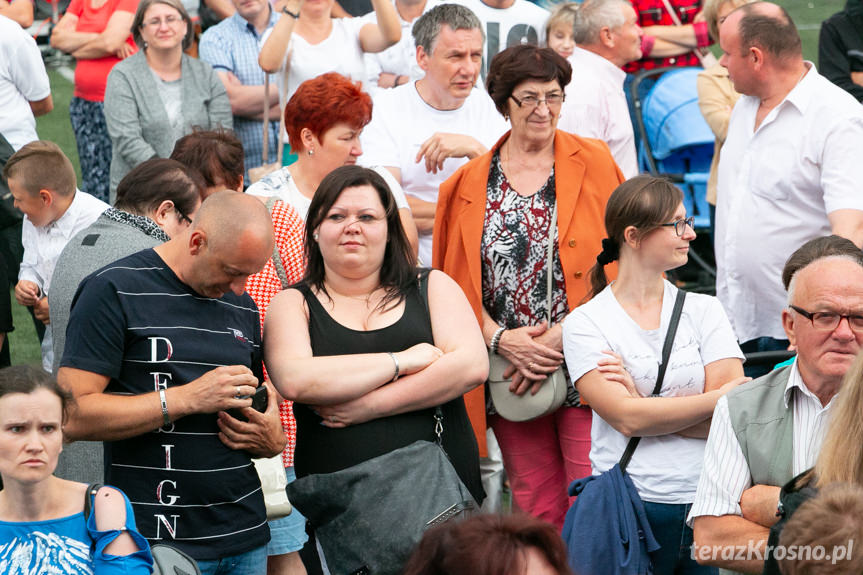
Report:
263,166,486,534
563,175,748,574
434,44,624,528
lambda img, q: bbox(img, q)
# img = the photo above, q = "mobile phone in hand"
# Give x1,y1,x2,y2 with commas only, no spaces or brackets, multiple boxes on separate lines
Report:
226,384,268,421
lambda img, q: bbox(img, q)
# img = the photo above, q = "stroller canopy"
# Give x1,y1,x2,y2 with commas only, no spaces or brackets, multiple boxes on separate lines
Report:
642,68,715,160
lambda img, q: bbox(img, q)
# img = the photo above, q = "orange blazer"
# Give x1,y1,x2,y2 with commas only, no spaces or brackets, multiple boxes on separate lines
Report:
433,129,624,455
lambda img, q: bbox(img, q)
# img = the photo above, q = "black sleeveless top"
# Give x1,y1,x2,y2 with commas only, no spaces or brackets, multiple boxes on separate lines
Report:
292,273,484,503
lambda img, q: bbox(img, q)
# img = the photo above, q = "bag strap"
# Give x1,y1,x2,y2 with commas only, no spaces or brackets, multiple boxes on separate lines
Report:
416,268,446,444
618,289,687,472
545,199,559,327
260,64,288,166
265,197,290,290
658,0,683,26
83,482,103,519
260,74,270,165
657,0,713,66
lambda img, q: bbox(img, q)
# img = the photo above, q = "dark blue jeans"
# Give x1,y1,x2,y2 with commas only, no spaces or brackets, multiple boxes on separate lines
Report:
643,501,716,575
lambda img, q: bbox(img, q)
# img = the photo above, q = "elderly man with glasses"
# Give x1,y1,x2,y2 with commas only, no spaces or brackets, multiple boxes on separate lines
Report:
688,236,863,575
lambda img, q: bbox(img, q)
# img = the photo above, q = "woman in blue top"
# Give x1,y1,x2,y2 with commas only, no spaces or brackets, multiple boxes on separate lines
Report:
0,365,152,574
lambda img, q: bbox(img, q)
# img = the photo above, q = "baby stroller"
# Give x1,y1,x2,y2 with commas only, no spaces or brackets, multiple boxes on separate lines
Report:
630,66,716,292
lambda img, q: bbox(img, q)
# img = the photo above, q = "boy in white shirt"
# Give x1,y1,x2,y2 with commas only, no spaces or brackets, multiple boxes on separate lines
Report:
5,141,108,372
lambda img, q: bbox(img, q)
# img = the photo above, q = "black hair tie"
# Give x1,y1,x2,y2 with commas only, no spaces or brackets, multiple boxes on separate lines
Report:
596,237,619,266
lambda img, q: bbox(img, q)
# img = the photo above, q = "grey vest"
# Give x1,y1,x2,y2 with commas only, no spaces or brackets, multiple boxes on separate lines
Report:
718,366,794,575
727,366,795,486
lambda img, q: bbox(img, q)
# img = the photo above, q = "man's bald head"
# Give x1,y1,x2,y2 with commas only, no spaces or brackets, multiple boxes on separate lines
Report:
173,191,275,299
192,191,274,254
729,2,801,63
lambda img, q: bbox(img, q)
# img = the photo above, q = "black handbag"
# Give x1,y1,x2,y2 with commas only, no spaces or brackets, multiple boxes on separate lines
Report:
287,415,476,575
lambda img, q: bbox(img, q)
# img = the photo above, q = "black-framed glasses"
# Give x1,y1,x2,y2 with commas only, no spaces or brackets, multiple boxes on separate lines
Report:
789,305,863,332
510,92,565,109
660,216,695,237
174,207,192,225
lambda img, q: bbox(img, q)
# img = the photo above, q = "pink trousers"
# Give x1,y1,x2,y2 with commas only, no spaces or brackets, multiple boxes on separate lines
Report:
489,405,592,530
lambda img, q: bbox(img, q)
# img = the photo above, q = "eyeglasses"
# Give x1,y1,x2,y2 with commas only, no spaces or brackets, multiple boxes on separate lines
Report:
143,15,182,28
789,305,863,332
174,206,192,225
660,216,695,237
510,92,565,109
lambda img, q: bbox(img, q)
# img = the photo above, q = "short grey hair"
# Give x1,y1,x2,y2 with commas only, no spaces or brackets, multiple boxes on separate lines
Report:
412,3,483,55
787,255,863,305
573,0,629,45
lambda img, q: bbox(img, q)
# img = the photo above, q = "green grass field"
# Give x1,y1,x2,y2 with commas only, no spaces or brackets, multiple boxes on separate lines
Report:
5,0,850,366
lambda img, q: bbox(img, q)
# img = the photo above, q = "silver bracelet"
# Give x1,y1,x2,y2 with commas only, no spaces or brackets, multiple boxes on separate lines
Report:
489,327,506,354
387,352,400,382
159,389,171,427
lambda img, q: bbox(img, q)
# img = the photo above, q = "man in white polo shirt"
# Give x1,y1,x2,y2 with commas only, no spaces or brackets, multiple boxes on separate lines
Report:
712,2,863,368
361,3,507,266
558,0,642,178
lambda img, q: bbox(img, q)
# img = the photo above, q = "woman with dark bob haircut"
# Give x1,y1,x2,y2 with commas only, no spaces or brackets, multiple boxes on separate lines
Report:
434,44,625,528
264,165,487,563
403,513,572,575
0,365,153,572
246,73,418,255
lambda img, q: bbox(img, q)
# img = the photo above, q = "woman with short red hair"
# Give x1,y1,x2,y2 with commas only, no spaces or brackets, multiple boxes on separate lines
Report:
247,72,418,252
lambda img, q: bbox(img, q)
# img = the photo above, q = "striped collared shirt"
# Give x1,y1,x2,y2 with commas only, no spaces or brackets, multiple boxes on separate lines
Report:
688,360,835,523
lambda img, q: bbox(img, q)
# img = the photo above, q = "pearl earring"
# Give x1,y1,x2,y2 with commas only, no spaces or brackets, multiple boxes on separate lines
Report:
313,232,319,241
308,148,314,156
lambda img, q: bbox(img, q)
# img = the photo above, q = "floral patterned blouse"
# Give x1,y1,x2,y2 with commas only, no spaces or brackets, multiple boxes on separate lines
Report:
480,151,579,408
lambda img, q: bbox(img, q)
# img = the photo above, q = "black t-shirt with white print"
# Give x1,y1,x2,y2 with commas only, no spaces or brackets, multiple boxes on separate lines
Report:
61,248,269,560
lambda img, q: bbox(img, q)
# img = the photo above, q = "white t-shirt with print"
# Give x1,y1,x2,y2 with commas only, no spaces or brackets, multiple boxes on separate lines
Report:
562,280,743,504
455,0,549,80
359,82,508,265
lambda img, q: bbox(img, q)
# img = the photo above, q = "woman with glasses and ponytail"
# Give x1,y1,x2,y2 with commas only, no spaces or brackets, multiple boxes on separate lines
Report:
562,175,749,574
434,44,624,529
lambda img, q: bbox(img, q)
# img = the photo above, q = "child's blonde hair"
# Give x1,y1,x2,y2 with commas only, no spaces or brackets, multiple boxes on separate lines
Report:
546,2,580,39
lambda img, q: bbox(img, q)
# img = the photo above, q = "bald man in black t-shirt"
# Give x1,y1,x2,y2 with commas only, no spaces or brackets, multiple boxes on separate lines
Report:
59,192,284,570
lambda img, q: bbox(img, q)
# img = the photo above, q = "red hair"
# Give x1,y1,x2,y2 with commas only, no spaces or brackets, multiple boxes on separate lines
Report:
284,73,372,153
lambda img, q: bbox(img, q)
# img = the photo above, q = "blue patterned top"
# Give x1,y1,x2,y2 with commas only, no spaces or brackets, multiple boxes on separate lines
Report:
0,487,152,574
